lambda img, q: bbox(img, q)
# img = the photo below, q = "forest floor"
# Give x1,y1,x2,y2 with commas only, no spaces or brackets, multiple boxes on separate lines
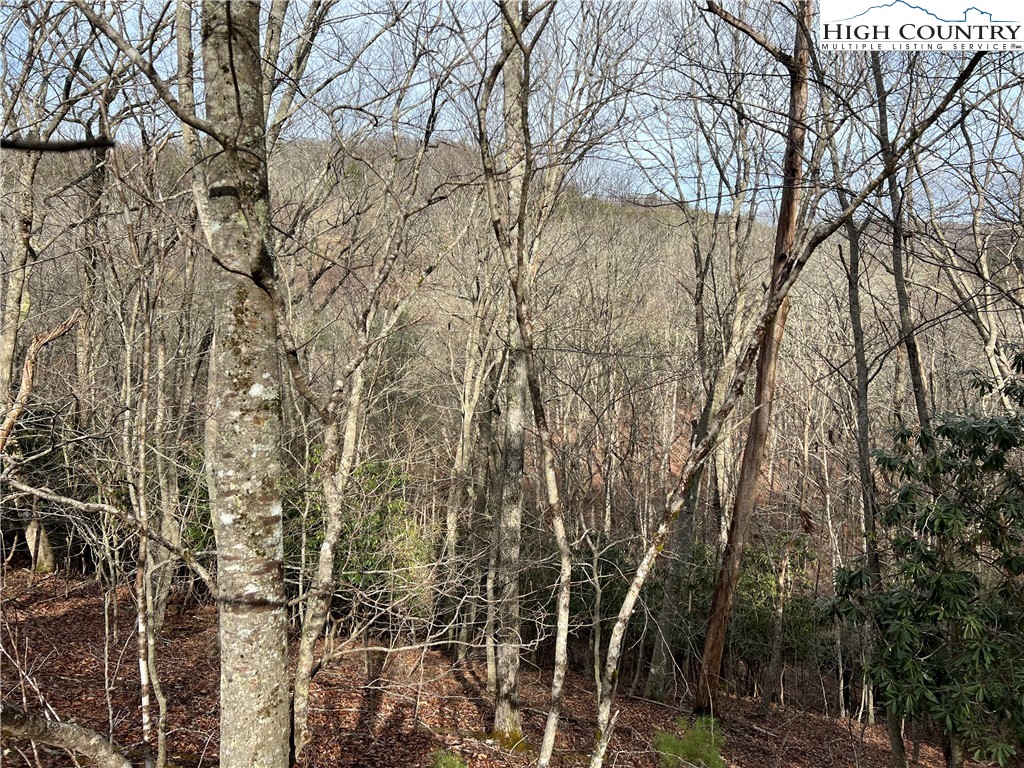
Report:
0,570,982,768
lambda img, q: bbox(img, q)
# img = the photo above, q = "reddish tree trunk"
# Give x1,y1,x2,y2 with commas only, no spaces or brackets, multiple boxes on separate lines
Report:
694,0,811,716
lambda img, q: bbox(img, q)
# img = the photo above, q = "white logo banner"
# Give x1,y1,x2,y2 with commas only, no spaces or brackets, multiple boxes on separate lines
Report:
818,0,1022,50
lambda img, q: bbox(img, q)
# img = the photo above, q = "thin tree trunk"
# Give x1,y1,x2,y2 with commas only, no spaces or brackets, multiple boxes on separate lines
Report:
446,299,496,561
871,53,931,436
694,0,811,716
485,530,498,694
821,446,848,719
518,317,573,767
0,151,42,403
837,185,907,766
151,336,181,634
292,362,364,756
130,292,155,761
758,547,790,713
459,352,502,663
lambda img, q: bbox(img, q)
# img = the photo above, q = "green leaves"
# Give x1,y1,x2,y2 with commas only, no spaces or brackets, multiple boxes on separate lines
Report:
837,391,1024,765
653,717,725,768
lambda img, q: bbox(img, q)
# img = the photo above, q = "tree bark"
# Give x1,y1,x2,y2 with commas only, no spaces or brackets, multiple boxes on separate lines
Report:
0,703,131,768
199,4,290,767
490,1,528,740
492,341,526,740
694,0,811,717
943,732,964,768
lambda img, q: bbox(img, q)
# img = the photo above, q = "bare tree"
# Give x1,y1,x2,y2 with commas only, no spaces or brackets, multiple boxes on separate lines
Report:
694,0,813,717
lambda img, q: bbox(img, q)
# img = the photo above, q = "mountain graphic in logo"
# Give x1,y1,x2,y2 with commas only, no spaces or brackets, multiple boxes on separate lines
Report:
834,1,1014,23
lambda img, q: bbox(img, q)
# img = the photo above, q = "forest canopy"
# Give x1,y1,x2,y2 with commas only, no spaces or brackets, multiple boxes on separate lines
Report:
1,2,1022,768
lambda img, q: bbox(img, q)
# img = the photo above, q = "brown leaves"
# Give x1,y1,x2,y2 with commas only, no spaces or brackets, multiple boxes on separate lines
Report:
1,571,978,768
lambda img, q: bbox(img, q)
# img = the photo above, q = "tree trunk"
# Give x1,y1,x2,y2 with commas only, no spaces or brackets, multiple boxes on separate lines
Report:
151,336,182,634
837,182,908,767
491,1,528,739
758,547,790,713
24,499,56,574
292,362,364,756
694,1,811,716
942,732,964,768
871,53,931,436
492,342,526,740
199,4,290,767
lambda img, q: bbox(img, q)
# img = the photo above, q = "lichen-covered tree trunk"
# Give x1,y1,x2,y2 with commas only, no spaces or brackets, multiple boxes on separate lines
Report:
490,1,527,739
492,341,526,740
199,4,290,767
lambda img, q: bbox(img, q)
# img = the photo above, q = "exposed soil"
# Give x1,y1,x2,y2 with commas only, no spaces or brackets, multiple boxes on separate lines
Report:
0,571,983,767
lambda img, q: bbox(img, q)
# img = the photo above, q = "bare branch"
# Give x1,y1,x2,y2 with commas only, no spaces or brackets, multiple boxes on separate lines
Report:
0,702,131,768
68,0,223,141
0,136,114,152
703,1,795,69
0,309,82,454
2,476,216,590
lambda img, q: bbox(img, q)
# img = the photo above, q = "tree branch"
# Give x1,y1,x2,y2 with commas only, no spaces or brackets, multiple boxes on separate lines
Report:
0,309,82,455
703,1,795,70
69,0,224,142
1,476,216,590
0,702,131,768
0,136,114,153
